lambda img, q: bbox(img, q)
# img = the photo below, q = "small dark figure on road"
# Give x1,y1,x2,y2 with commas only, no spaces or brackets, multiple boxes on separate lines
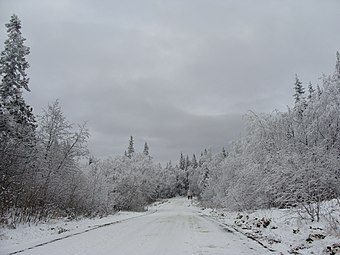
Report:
187,190,193,199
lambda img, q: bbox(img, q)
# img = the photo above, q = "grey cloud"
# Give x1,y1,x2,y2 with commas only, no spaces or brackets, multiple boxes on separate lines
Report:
1,0,340,165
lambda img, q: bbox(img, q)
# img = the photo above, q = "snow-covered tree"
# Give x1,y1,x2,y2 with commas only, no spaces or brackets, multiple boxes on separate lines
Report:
143,141,149,156
34,100,89,211
334,51,340,80
179,152,185,170
293,74,305,104
185,155,191,170
127,136,135,158
0,15,36,215
316,85,323,97
191,154,198,169
307,82,315,100
0,14,35,130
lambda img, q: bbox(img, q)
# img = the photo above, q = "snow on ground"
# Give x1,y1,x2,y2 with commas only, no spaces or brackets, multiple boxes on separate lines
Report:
0,198,269,255
2,198,338,255
0,202,164,255
200,200,340,255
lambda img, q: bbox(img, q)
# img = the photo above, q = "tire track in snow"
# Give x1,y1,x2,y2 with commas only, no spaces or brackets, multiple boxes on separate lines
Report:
7,209,157,255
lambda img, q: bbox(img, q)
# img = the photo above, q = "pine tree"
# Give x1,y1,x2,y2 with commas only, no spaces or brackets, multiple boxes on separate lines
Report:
179,153,185,170
200,165,210,190
143,141,149,156
334,51,340,80
0,14,35,132
293,74,305,104
191,154,198,169
317,85,322,98
127,136,134,158
0,15,36,213
199,153,204,167
185,155,191,170
307,82,315,100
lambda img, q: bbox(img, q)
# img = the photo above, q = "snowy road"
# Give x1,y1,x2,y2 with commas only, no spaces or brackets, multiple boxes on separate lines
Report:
11,198,269,255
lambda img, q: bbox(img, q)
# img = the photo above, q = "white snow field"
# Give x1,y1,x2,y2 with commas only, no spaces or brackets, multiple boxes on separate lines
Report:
1,198,269,255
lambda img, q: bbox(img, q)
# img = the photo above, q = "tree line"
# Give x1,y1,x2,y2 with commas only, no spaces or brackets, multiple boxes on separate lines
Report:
180,53,340,222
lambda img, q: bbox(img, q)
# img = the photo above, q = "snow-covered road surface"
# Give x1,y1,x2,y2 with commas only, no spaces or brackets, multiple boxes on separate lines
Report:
7,198,269,255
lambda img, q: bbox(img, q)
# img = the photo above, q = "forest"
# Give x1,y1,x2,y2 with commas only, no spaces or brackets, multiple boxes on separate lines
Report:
1,14,340,227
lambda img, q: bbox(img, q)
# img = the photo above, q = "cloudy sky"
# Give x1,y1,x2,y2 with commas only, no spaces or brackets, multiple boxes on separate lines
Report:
1,0,340,165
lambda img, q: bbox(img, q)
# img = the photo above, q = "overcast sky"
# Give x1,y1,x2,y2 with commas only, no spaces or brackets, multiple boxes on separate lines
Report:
1,0,340,165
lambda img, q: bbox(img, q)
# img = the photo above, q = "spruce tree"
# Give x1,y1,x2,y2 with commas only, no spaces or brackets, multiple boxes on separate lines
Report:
179,153,185,170
293,74,305,104
143,141,149,156
317,85,322,98
0,14,35,132
127,136,134,158
198,153,204,167
0,15,36,213
185,155,191,170
307,82,315,100
191,154,198,169
334,51,340,80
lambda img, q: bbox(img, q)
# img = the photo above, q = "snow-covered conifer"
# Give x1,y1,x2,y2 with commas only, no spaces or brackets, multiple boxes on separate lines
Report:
185,155,191,170
0,14,35,131
316,85,322,97
179,152,185,170
127,136,135,158
334,51,340,80
293,74,305,104
191,154,198,169
307,82,315,100
0,15,37,215
143,141,149,156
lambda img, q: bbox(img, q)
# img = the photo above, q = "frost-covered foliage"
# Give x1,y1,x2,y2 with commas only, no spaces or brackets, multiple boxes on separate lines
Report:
92,153,173,211
195,53,340,218
34,100,89,212
0,14,37,217
1,99,91,225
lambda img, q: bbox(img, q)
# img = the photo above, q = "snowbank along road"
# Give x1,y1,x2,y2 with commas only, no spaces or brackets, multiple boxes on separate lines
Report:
7,198,270,255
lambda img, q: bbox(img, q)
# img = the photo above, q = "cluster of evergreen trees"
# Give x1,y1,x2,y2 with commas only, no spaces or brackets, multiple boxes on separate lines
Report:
86,136,177,212
163,148,226,198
